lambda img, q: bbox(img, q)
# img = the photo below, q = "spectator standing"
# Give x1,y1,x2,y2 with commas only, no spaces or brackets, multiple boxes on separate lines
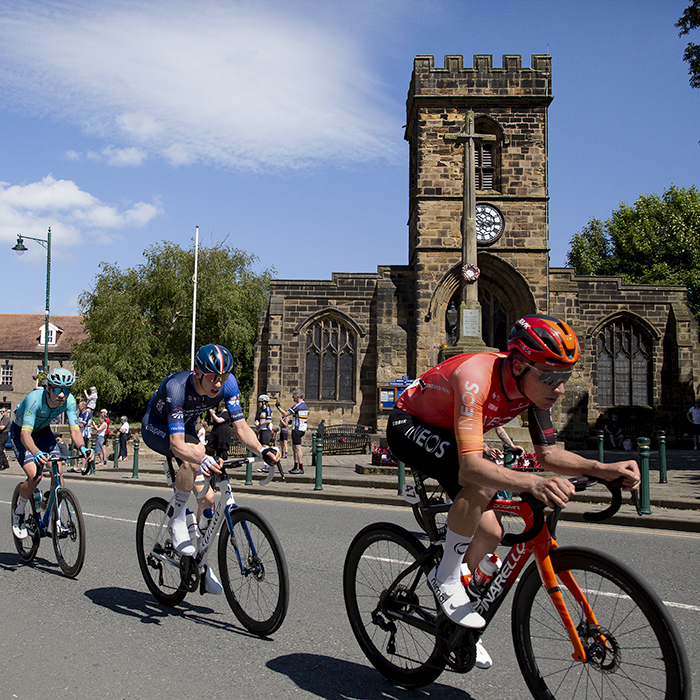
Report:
84,386,98,421
0,407,11,470
279,389,308,474
118,416,130,462
76,401,92,472
207,402,232,461
687,399,700,449
276,409,289,459
56,435,70,468
94,409,110,467
256,394,273,446
197,418,207,445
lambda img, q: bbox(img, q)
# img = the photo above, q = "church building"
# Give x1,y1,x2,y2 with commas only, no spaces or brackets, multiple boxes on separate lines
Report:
251,54,700,445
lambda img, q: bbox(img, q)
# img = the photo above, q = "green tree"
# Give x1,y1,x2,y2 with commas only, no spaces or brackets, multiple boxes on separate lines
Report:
566,185,700,321
71,241,272,419
677,1,700,88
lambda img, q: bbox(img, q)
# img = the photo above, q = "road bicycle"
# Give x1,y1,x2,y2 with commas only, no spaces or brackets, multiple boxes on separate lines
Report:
344,466,691,698
11,455,88,578
136,456,289,636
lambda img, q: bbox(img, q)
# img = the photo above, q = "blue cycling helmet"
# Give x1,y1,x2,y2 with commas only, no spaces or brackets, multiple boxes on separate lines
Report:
195,344,234,375
46,367,75,387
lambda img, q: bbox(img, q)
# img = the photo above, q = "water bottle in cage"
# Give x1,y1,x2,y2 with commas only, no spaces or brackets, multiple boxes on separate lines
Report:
198,508,214,534
466,553,500,600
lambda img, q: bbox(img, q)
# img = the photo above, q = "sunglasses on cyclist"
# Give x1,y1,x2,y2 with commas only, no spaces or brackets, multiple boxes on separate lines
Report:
524,363,573,386
202,373,229,384
50,386,68,396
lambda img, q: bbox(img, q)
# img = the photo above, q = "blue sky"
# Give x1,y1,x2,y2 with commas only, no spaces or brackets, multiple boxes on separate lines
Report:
1,0,698,316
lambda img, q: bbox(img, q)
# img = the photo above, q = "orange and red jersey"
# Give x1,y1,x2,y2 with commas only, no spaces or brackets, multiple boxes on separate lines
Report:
396,352,554,455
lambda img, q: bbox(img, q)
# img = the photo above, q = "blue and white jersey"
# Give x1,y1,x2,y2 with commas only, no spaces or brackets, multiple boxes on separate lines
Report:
13,388,79,434
289,400,309,432
258,405,273,431
145,371,244,436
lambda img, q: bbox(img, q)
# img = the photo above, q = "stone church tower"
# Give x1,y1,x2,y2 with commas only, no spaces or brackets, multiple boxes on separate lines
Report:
252,54,700,445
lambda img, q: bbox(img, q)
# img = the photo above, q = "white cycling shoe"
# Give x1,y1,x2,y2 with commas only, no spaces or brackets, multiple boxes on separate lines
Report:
168,516,196,556
204,565,223,595
12,510,27,539
475,640,493,669
428,566,485,628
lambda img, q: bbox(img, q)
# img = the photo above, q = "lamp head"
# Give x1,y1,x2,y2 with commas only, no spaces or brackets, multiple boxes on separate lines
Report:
12,234,28,255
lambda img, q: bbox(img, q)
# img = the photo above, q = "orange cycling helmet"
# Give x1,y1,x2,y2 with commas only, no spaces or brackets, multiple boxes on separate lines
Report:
508,314,580,366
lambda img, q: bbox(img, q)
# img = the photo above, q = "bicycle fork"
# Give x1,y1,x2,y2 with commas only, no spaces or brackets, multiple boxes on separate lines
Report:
532,540,602,664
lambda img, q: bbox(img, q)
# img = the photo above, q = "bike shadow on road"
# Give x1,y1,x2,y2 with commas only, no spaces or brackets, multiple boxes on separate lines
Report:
84,585,277,641
266,653,474,699
0,550,71,579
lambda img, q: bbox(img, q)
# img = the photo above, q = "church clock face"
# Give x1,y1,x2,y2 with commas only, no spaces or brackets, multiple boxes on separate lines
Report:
475,203,505,244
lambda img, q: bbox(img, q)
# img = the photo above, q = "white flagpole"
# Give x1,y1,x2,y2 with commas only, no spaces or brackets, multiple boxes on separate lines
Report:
190,225,199,370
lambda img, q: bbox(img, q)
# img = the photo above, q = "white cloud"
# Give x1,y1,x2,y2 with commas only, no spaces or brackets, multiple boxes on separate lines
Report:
0,1,401,171
0,176,162,253
102,146,148,167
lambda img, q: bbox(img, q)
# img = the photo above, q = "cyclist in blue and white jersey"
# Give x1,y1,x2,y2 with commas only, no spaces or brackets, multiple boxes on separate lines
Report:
277,389,308,474
141,344,280,593
10,368,94,538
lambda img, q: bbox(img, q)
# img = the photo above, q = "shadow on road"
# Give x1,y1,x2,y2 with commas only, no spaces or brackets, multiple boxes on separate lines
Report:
84,585,276,641
0,549,74,579
267,653,473,699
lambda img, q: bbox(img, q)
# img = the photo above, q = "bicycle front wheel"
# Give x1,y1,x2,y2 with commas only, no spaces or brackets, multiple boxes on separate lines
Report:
217,506,289,636
136,497,187,607
512,546,691,700
51,489,86,578
343,522,445,688
11,483,40,563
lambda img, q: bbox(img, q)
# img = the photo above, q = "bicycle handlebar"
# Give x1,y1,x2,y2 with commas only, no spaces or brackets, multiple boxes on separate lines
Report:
194,456,275,493
37,454,93,477
499,475,639,545
499,494,546,546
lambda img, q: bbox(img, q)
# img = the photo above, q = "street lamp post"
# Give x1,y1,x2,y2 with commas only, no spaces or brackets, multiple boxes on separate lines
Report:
13,227,52,373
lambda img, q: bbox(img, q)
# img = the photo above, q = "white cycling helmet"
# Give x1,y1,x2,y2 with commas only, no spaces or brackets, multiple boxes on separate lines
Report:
258,394,270,402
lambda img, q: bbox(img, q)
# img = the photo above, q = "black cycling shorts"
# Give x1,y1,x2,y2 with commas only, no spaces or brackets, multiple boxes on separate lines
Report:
386,407,463,500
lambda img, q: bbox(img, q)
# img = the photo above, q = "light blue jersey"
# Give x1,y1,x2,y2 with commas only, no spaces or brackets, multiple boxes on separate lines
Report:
13,388,79,434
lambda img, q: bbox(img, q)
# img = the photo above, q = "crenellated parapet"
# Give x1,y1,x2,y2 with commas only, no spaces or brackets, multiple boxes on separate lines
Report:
407,54,551,123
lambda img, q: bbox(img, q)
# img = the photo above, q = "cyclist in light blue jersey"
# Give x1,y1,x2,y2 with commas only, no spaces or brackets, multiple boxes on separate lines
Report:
141,344,280,594
10,368,94,538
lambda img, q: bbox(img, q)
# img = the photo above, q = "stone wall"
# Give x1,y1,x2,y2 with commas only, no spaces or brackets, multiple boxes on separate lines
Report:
549,268,700,443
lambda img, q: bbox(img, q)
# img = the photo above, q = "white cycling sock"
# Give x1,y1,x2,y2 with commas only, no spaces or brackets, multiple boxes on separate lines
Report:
15,496,28,515
171,488,190,521
437,528,473,586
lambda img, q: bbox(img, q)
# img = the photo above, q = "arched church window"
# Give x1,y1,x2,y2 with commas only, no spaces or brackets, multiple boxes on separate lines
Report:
596,318,652,406
304,317,355,402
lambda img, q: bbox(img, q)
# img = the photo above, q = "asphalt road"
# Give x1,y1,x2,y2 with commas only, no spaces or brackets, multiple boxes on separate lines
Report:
0,474,698,700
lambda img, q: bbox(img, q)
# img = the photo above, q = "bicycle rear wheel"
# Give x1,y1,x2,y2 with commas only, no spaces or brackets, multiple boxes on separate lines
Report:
512,546,691,700
218,506,289,636
51,489,86,578
343,522,445,688
136,497,187,607
11,483,40,563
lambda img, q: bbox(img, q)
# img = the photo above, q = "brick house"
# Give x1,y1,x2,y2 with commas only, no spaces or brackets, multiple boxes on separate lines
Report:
0,314,87,413
251,54,700,445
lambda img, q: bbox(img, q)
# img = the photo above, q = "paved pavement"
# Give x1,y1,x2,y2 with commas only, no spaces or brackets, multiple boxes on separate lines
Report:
3,446,700,532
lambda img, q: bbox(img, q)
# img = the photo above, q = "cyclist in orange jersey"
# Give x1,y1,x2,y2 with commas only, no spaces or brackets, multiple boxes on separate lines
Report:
387,315,640,668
